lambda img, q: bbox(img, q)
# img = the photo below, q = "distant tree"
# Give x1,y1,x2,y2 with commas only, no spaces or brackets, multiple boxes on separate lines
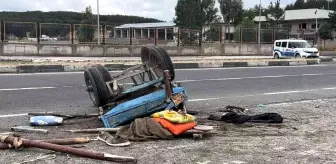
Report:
234,17,257,42
243,8,257,20
319,24,334,46
77,6,95,43
174,0,220,45
328,11,336,30
285,0,332,10
294,0,306,9
265,0,285,28
218,0,244,40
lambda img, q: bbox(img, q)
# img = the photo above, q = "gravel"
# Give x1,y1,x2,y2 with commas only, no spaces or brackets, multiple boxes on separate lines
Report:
1,98,336,164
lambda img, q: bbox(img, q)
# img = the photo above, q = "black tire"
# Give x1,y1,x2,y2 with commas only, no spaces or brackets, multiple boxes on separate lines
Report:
295,53,301,58
84,69,100,107
88,67,110,107
141,46,153,63
148,47,167,78
155,47,175,81
95,64,112,82
274,53,280,59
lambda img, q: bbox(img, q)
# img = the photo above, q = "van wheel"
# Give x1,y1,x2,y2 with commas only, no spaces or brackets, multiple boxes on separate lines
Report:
295,53,301,58
274,53,280,59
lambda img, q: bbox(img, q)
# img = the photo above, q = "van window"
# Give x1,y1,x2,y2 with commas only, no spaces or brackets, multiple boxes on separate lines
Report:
275,42,281,47
281,42,287,48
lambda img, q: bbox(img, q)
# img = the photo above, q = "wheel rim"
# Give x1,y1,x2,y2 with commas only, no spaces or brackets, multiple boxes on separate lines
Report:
85,72,97,105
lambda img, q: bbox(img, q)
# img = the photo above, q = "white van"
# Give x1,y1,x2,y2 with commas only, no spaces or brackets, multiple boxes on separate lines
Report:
273,39,319,59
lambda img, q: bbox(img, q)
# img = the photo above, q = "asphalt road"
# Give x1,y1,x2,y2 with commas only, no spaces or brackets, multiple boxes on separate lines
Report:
1,64,336,128
2,64,336,163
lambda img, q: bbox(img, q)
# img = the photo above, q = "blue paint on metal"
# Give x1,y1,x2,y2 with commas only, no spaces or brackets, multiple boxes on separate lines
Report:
101,87,187,128
122,78,163,94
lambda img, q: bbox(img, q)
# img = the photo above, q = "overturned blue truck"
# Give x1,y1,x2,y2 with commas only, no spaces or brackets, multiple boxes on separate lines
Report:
84,46,188,128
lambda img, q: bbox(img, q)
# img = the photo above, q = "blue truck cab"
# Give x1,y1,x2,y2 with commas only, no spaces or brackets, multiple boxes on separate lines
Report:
273,39,319,59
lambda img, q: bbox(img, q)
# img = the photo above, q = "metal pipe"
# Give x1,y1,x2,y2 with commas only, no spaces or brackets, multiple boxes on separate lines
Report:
164,70,173,101
0,137,92,149
1,135,137,163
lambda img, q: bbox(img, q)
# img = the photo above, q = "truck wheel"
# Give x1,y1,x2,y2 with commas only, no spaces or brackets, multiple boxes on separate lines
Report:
95,64,112,82
154,46,175,81
88,67,110,107
295,53,301,58
84,69,100,107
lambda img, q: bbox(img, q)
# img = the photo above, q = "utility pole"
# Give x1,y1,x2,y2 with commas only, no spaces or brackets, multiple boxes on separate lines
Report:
97,0,100,45
315,8,318,45
258,0,261,55
258,0,261,44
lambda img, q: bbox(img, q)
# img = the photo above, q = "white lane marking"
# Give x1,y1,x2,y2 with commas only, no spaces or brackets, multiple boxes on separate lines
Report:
1,86,336,118
176,64,327,71
0,113,27,118
0,87,56,91
189,87,336,102
2,72,336,92
0,64,329,76
177,72,336,83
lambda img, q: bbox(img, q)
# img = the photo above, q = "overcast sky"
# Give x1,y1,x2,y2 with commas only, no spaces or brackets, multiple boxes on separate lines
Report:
0,0,295,21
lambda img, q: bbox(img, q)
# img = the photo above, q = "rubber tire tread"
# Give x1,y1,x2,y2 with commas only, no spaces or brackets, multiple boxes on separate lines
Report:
149,47,167,77
84,69,100,107
141,46,153,63
95,64,112,82
155,47,175,81
88,67,110,107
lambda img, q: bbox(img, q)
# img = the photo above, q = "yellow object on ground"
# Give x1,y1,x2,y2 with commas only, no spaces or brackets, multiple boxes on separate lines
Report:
151,110,196,124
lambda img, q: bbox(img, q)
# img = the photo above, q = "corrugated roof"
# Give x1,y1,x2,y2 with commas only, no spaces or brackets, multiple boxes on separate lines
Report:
254,9,334,22
115,22,176,29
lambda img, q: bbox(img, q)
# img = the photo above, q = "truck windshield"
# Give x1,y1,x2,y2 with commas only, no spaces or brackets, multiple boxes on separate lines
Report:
288,42,312,48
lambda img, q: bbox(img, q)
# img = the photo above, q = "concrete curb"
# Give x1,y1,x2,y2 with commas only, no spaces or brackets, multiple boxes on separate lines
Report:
0,59,322,74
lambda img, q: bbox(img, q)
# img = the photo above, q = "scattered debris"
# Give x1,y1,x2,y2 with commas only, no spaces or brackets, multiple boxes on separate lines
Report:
11,126,48,134
0,137,93,149
220,105,248,113
97,131,131,147
0,135,137,163
64,128,120,133
14,154,56,164
208,111,283,124
28,112,99,120
30,116,63,126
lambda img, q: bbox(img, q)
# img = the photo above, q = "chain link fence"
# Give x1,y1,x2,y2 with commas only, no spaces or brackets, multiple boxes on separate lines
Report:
4,21,37,42
0,21,292,45
40,23,71,44
178,29,200,46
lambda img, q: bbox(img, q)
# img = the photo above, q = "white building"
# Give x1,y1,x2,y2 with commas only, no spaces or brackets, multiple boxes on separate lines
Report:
254,9,334,42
